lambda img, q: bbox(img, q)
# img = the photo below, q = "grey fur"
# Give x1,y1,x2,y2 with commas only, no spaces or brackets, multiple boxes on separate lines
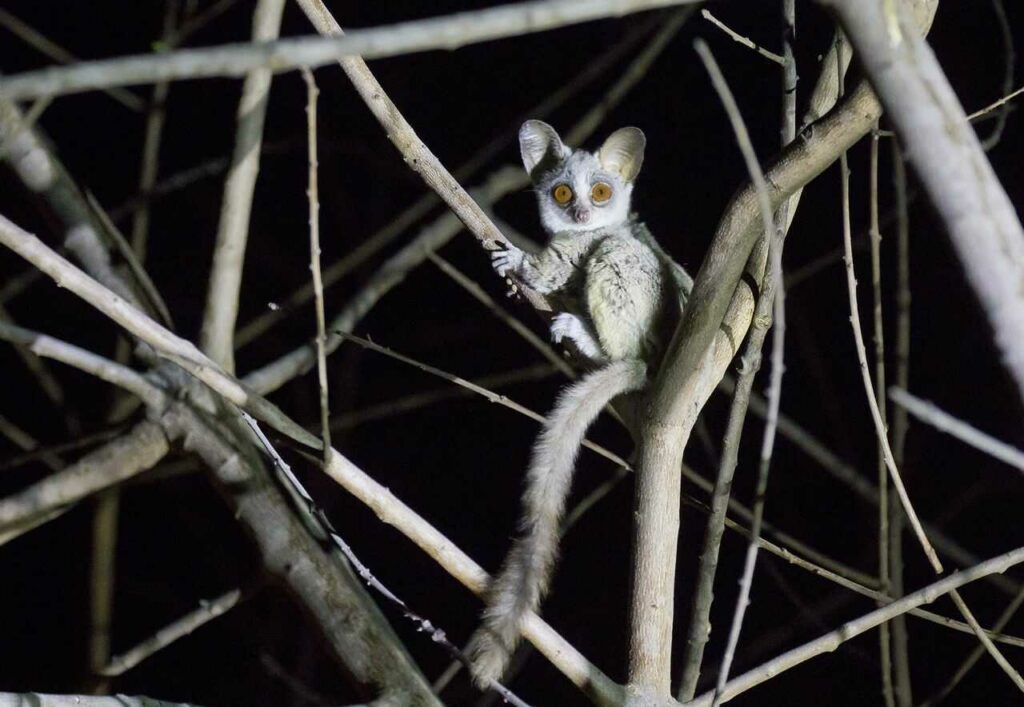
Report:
468,121,689,687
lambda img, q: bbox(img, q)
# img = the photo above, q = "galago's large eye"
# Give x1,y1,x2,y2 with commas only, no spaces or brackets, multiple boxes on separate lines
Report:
591,182,613,203
552,184,573,205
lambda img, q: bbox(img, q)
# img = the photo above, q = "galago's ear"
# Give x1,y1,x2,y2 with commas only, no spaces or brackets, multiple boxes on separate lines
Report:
598,127,645,182
519,120,570,177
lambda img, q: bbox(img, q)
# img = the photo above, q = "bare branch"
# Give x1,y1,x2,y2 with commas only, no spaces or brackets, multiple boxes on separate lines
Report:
127,1,177,264
889,387,1024,473
159,403,442,704
889,137,914,707
923,586,1024,705
300,66,332,455
321,449,626,707
0,0,701,101
330,364,557,431
820,0,1024,409
700,10,785,65
0,7,144,111
427,252,575,378
687,38,785,707
101,589,246,677
0,213,318,449
0,421,170,536
868,122,896,707
0,320,167,409
199,0,286,372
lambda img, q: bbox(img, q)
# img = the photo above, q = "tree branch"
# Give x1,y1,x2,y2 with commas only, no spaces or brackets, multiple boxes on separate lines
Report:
199,0,286,372
688,544,1024,706
819,0,1024,408
0,0,700,101
0,212,318,449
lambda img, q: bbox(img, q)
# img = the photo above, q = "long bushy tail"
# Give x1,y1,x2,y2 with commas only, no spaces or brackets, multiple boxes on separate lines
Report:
467,359,647,686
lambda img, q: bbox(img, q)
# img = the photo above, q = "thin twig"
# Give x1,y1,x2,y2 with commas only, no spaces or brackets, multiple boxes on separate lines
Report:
427,252,575,378
700,10,785,65
967,83,1024,122
869,123,895,707
101,588,247,677
87,489,119,686
0,303,72,427
837,72,940,574
301,66,331,456
0,320,167,409
923,585,1024,706
83,191,175,330
330,364,557,431
129,0,178,263
0,427,125,473
173,0,242,45
888,388,1024,473
889,138,913,706
700,498,1024,650
979,0,1014,150
836,41,1024,694
337,332,628,469
0,265,45,305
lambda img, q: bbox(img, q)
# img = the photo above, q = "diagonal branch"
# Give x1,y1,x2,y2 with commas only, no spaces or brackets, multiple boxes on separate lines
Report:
688,544,1024,706
0,420,170,535
0,212,318,449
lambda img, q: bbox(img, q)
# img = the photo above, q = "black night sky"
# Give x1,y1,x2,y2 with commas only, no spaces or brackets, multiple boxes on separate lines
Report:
1,1,1023,705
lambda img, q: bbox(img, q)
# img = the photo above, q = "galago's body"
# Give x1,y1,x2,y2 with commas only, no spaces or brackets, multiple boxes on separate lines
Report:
468,120,691,686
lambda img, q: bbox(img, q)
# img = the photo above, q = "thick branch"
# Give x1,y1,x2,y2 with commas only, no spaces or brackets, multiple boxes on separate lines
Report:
627,3,938,698
159,405,441,705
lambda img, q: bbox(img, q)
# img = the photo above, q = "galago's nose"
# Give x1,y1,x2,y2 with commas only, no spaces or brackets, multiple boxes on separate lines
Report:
573,209,591,224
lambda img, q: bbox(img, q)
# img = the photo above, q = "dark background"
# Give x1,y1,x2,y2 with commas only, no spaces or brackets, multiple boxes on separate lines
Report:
1,1,1023,705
